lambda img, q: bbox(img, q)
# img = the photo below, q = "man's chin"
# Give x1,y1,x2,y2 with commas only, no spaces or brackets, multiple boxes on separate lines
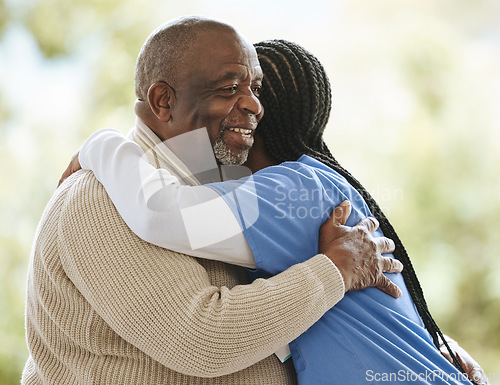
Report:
216,151,249,166
214,144,249,166
213,130,253,166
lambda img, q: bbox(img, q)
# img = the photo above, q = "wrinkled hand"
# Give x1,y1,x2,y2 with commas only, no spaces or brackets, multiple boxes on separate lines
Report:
440,336,490,385
319,200,403,298
58,151,82,187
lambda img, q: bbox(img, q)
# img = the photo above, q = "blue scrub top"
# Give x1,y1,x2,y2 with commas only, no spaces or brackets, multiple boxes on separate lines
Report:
209,155,471,385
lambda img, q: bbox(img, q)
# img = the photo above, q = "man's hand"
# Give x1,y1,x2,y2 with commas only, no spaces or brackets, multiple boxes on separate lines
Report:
58,151,82,187
319,200,403,298
440,335,490,385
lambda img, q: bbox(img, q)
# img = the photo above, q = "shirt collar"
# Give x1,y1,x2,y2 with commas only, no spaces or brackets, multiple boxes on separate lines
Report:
128,117,201,186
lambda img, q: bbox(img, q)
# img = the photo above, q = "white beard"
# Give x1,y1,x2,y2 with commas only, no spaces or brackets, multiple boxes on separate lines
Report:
213,132,249,165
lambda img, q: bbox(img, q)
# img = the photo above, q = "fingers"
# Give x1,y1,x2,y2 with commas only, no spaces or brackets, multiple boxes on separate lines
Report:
456,353,489,385
329,200,352,226
441,347,489,384
375,236,396,254
380,257,403,274
455,351,468,370
356,216,379,234
57,152,82,188
376,275,402,298
376,257,403,298
57,166,72,188
440,349,453,364
470,368,490,385
381,256,402,274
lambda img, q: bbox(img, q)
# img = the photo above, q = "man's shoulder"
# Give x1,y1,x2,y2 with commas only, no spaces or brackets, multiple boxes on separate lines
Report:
56,170,116,218
32,170,121,259
55,170,160,251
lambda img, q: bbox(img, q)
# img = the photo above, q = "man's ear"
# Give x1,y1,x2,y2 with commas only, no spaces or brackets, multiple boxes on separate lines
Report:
147,82,175,122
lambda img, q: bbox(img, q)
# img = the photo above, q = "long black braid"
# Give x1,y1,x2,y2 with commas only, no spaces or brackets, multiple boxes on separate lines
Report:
254,39,472,380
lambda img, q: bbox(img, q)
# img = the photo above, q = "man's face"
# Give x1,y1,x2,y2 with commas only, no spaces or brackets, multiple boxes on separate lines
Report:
169,30,264,165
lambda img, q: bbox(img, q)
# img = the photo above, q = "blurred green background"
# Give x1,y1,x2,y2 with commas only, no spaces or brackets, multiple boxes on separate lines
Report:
1,0,499,383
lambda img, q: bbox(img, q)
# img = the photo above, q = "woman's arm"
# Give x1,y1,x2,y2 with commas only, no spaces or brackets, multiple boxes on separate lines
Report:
78,129,256,268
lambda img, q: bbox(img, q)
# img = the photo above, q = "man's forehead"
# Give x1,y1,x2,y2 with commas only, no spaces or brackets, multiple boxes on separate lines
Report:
190,44,260,74
191,29,256,59
213,62,263,82
178,29,262,85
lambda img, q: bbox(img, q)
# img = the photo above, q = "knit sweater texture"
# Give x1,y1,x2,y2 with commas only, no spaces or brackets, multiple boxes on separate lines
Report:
22,122,345,384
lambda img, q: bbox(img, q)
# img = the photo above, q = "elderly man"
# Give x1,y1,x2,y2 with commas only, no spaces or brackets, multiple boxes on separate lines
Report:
23,17,402,384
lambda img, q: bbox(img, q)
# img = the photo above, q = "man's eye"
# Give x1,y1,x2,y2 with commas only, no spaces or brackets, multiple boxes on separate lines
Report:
222,85,238,93
252,85,262,97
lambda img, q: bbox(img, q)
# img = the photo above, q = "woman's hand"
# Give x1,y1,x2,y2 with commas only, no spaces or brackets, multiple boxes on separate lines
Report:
58,151,82,187
440,335,490,385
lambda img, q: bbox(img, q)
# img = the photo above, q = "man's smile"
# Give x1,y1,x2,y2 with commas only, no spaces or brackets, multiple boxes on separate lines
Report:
225,126,255,147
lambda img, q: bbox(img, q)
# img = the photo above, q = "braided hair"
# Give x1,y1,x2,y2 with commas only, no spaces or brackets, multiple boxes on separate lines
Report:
254,39,471,379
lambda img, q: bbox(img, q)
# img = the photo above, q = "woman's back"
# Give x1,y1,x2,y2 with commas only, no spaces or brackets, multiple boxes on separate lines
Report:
211,154,471,384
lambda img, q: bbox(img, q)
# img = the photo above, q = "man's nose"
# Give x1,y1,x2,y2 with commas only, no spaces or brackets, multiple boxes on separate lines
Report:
238,90,262,117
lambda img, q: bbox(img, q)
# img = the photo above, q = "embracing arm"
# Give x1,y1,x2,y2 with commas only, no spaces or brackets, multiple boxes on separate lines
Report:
58,173,345,377
60,130,404,298
77,129,256,268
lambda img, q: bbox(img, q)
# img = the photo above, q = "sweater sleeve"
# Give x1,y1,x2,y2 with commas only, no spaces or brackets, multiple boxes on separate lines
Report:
58,172,345,377
79,129,256,268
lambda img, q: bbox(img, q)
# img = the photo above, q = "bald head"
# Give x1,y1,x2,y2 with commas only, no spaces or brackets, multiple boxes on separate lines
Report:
135,16,238,101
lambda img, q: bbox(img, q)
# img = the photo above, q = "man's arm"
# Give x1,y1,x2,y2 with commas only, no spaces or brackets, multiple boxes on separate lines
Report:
58,172,346,377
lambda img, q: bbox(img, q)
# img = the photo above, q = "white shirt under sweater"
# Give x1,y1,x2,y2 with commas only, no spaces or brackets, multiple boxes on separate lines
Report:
22,119,345,384
79,125,257,268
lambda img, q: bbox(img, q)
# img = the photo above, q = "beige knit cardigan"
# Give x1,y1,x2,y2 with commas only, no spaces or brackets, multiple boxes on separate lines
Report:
22,124,345,384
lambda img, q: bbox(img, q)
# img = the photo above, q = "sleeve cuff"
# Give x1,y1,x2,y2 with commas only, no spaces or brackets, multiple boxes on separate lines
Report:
79,128,121,171
303,254,345,310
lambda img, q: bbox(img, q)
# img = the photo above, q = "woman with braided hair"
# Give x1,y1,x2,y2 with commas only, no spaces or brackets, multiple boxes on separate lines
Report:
252,40,479,379
251,40,487,384
61,40,487,384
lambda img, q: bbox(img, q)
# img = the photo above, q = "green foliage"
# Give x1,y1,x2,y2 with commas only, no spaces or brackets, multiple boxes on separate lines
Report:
0,238,28,385
23,0,127,57
1,0,499,383
0,0,7,37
